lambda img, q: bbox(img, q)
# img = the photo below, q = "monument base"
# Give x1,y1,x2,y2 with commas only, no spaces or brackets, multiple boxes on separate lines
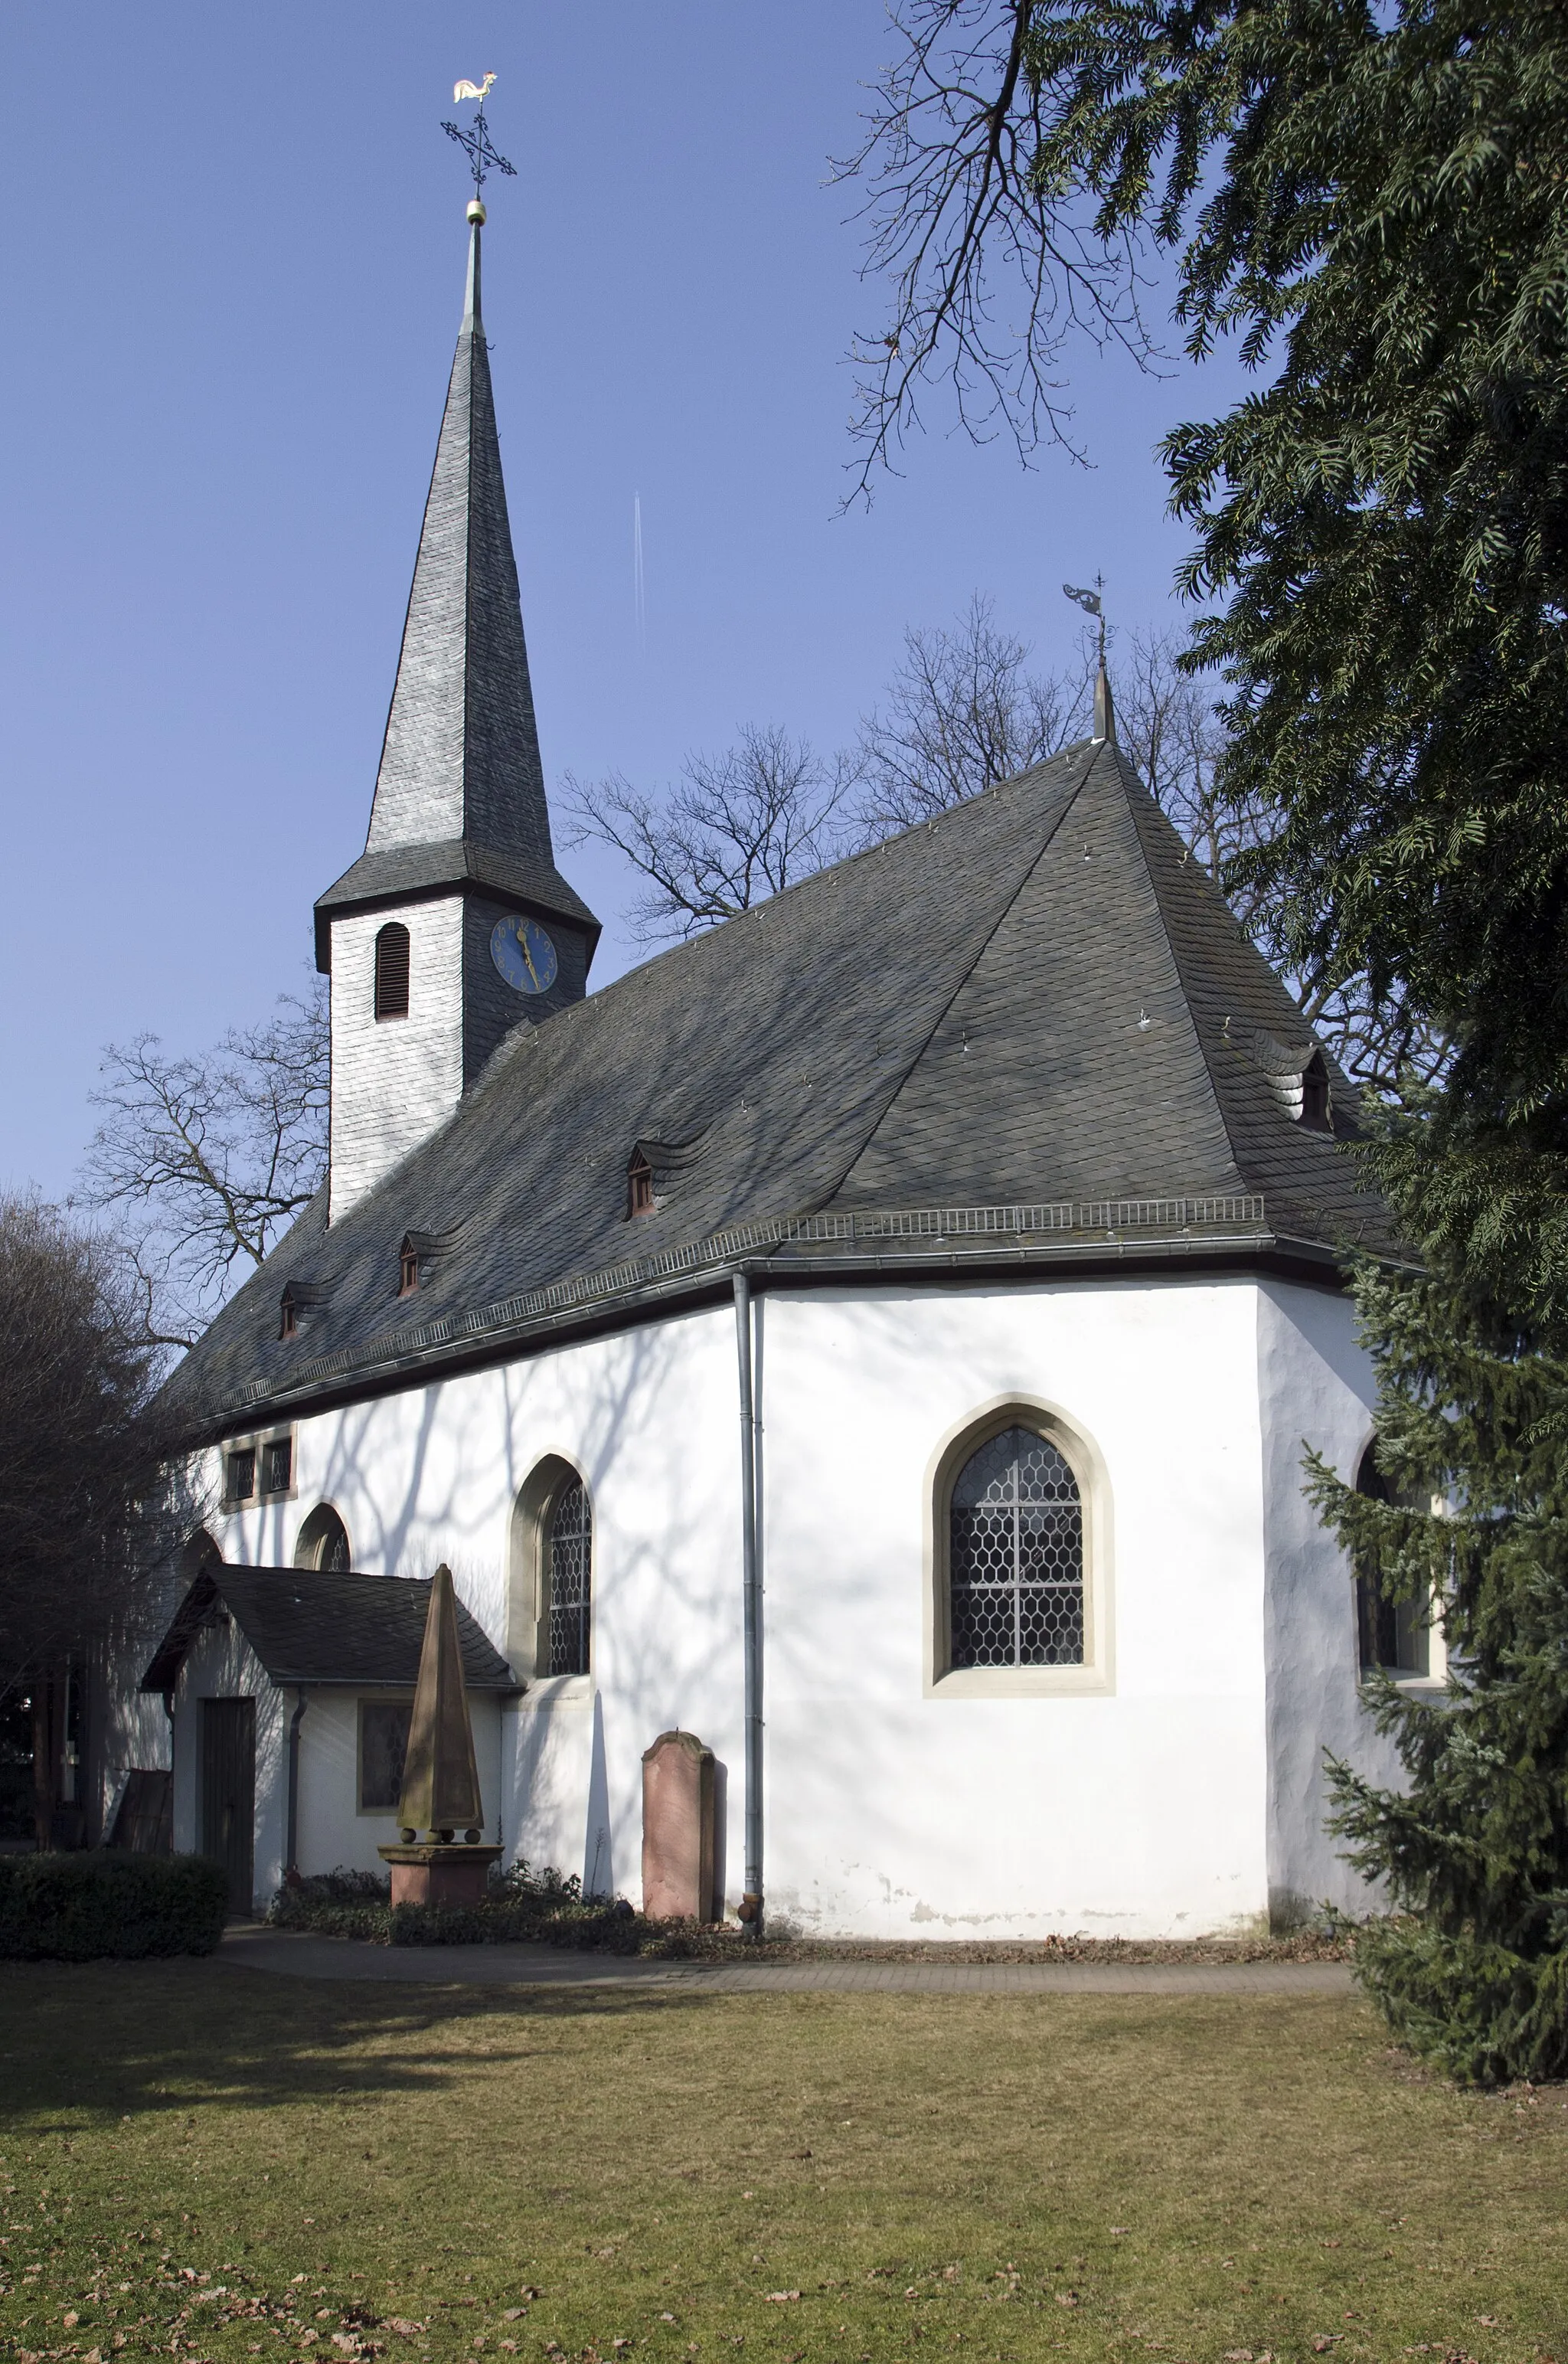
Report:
377,1842,503,1908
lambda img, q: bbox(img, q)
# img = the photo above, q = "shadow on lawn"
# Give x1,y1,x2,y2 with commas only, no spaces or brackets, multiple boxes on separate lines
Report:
0,1956,708,2131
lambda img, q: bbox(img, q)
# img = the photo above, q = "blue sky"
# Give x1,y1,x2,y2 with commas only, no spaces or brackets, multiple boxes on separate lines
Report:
0,3,1247,1200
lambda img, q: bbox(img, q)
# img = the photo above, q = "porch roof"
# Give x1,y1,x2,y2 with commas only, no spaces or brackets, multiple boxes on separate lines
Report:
140,1565,519,1696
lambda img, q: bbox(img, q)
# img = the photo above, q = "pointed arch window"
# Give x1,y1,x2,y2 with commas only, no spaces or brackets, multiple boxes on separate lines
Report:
374,923,410,1021
294,1503,351,1574
546,1479,593,1676
1354,1447,1435,1679
949,1425,1085,1668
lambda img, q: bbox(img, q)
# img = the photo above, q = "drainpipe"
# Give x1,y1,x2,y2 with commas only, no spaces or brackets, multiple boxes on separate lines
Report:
733,1270,763,1937
285,1688,310,1881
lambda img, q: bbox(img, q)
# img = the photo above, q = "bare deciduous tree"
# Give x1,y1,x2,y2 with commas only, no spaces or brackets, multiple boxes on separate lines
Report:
560,724,855,944
80,982,329,1349
832,0,1152,502
0,1196,197,1835
853,592,1085,832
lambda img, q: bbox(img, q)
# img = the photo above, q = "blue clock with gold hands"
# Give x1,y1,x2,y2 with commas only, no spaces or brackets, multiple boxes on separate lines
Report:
490,914,558,995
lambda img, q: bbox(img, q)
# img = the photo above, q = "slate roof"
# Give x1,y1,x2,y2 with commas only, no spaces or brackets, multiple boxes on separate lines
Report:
165,732,1393,1436
315,219,593,958
140,1565,518,1695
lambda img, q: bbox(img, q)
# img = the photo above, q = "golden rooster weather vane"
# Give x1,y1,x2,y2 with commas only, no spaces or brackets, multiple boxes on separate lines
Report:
443,72,515,204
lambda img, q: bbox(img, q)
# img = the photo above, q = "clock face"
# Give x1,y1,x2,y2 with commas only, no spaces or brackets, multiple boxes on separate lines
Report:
490,914,559,996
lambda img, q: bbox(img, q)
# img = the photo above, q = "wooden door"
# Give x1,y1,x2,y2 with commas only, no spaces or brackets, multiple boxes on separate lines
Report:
201,1698,256,1917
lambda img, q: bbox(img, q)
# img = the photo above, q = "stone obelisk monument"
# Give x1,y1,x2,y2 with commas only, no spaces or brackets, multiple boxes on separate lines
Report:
379,1565,502,1906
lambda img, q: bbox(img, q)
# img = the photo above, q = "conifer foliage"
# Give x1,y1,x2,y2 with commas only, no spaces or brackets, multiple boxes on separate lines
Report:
1312,1133,1568,2084
1022,0,1568,1115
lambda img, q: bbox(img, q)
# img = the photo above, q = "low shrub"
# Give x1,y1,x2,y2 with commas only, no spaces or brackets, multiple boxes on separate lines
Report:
0,1851,229,1960
266,1860,681,1953
268,1868,391,1943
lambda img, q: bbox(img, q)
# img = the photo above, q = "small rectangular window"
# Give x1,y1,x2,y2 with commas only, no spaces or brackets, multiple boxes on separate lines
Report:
359,1700,413,1812
225,1447,256,1506
279,1296,298,1339
628,1156,655,1218
399,1249,420,1297
260,1436,292,1496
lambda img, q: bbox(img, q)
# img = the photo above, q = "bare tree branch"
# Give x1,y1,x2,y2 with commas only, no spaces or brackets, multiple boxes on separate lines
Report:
853,591,1087,831
560,725,856,943
78,981,328,1349
833,0,1156,502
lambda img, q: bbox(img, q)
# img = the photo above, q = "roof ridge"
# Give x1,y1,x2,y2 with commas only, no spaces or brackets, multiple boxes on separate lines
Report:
812,743,1100,1208
1100,743,1318,1180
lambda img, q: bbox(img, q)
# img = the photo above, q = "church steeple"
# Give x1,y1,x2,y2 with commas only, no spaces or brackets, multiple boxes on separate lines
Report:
362,201,558,875
317,199,598,1223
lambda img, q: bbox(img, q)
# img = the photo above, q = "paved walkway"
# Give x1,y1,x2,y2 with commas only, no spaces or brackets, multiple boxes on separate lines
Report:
219,1926,1353,1996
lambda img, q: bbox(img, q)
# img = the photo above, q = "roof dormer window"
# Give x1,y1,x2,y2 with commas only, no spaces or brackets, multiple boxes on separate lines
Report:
397,1231,439,1298
277,1280,325,1342
627,1153,655,1218
1300,1051,1332,1132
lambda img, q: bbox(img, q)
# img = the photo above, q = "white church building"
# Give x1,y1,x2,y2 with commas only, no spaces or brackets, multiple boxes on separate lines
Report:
112,203,1426,1937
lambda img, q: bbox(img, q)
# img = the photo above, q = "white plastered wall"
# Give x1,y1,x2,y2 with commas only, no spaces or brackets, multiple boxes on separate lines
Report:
217,1303,746,1910
205,1270,1388,1938
756,1280,1276,1937
328,898,464,1220
188,1267,1406,1937
1257,1280,1400,1922
168,1620,286,1912
292,1690,504,1878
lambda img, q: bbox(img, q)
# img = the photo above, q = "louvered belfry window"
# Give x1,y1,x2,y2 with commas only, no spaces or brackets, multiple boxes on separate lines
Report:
949,1426,1085,1667
374,922,410,1020
547,1479,593,1676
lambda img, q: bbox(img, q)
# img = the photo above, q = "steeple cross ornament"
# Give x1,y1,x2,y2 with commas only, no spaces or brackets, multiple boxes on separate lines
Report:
443,74,516,198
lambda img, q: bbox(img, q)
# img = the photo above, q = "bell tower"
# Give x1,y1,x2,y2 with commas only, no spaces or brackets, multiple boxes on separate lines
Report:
315,179,598,1223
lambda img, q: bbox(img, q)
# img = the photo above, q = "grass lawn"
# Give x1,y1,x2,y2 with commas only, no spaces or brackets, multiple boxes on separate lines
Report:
0,1963,1563,2364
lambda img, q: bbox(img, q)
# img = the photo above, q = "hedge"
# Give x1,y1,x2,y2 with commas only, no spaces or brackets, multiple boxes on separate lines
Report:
0,1851,230,1960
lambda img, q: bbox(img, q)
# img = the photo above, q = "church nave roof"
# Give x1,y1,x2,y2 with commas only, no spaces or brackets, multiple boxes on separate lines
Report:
168,731,1392,1434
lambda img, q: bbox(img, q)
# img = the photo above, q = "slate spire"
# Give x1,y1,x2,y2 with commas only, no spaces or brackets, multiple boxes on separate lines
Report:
365,207,554,867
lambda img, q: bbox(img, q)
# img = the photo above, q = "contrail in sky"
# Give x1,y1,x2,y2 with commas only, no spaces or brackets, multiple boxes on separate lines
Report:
633,492,645,659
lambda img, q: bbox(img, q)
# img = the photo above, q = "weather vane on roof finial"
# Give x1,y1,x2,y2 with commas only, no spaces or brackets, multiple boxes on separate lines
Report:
443,74,516,221
1062,574,1106,667
1063,575,1116,744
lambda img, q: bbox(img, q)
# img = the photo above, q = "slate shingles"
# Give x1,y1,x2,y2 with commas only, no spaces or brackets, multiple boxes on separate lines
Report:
315,225,590,944
167,734,1389,1432
141,1566,518,1694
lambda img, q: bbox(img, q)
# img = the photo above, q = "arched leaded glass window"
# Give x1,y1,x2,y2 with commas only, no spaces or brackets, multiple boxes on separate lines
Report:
547,1478,592,1676
949,1426,1084,1669
293,1502,351,1573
